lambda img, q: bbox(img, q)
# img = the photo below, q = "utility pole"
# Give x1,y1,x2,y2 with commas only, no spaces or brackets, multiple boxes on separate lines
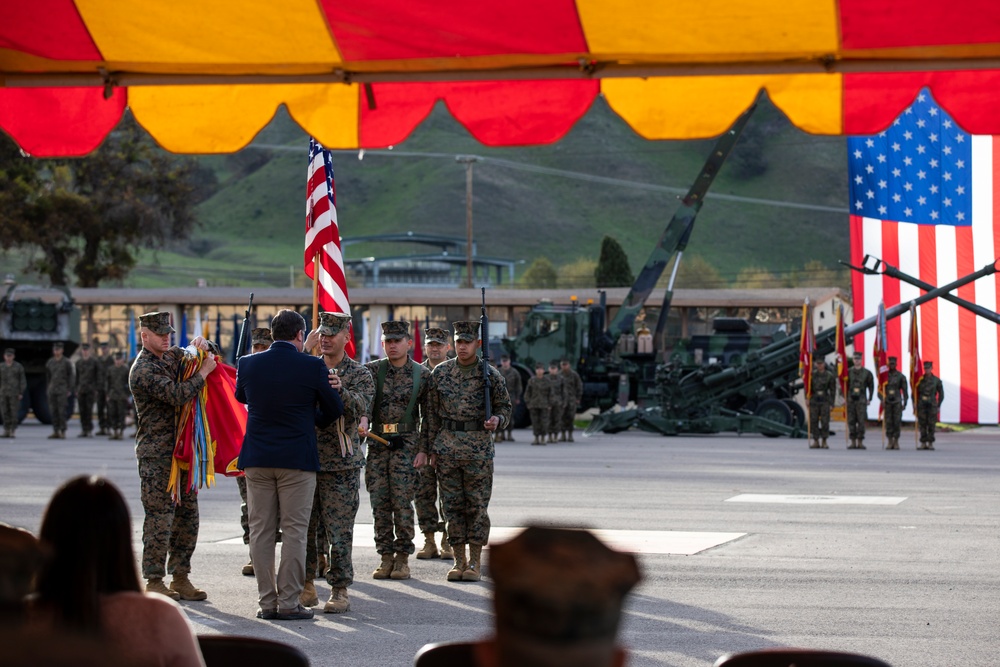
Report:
455,155,480,288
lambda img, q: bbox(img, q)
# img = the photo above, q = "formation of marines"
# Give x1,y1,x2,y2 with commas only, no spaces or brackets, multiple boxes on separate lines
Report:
520,358,582,445
805,353,942,451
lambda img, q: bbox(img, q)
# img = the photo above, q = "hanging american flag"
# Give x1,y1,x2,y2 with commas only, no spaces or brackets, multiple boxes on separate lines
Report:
849,89,1000,424
305,138,355,357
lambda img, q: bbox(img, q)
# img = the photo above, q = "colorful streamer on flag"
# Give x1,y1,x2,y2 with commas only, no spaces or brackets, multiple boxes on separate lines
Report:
799,300,814,399
305,138,355,357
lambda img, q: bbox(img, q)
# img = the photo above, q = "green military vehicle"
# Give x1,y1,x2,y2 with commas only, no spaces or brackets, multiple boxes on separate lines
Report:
0,282,81,425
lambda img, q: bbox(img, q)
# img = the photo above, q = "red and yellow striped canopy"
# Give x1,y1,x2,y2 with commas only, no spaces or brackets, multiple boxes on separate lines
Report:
2,0,1000,156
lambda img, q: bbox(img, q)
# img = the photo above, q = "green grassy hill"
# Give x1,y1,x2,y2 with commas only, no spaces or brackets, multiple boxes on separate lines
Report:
3,95,852,290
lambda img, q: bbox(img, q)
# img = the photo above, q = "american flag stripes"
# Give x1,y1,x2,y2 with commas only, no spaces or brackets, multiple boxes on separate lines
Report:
305,138,355,357
849,89,1000,424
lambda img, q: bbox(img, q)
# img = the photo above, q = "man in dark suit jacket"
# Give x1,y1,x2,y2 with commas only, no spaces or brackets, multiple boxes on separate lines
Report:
236,309,344,621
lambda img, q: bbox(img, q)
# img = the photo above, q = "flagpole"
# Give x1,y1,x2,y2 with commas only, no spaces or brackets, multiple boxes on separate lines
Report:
312,253,320,332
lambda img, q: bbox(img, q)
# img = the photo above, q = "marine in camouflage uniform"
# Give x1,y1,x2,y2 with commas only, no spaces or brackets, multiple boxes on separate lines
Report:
523,364,552,445
846,352,874,449
45,343,74,439
424,320,511,583
95,341,112,435
879,357,909,450
559,358,583,442
1,348,27,438
497,355,522,443
415,327,453,561
297,313,374,613
128,311,217,602
105,352,131,440
74,343,101,437
237,327,275,577
546,361,566,444
915,361,944,451
363,320,431,582
808,359,837,449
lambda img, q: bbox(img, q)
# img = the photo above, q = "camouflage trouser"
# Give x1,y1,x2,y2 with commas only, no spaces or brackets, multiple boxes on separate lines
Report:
917,402,938,443
77,389,95,434
548,405,564,435
561,402,577,431
97,388,108,430
366,446,417,554
415,463,445,535
884,401,903,439
107,396,128,431
529,408,548,437
808,399,831,439
846,399,867,440
48,390,68,432
306,468,361,588
437,458,493,546
1,394,18,429
138,457,199,579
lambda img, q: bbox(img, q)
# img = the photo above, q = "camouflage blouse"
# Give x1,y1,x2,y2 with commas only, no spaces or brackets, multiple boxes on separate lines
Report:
318,355,374,471
128,347,205,461
428,358,511,461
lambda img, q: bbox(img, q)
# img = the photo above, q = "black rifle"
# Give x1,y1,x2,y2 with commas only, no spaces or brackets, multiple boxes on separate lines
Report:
481,287,492,422
235,292,254,360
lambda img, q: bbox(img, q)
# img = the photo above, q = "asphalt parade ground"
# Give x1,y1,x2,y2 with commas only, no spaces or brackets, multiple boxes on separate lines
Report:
2,420,999,667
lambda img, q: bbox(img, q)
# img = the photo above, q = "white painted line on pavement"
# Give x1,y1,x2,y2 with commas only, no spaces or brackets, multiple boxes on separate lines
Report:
218,525,745,555
725,494,906,505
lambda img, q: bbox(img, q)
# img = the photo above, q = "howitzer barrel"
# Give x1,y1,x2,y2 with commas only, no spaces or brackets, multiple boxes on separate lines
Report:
859,256,1000,325
845,259,999,338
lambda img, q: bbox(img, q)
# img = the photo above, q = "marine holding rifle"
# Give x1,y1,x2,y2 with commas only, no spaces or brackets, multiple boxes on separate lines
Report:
421,320,511,583
361,320,431,582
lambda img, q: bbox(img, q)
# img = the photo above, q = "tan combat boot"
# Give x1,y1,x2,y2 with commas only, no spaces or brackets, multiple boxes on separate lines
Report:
809,440,820,449
820,438,828,449
300,580,319,607
440,530,454,560
390,553,411,580
857,440,866,450
146,577,180,601
447,545,467,581
242,559,254,576
324,587,350,614
170,573,208,601
462,544,483,582
567,429,574,442
507,430,515,442
416,532,439,560
848,438,856,449
495,430,505,442
372,553,394,579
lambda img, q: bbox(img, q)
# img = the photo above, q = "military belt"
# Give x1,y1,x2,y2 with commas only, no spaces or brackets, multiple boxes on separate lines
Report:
375,422,416,435
441,419,486,432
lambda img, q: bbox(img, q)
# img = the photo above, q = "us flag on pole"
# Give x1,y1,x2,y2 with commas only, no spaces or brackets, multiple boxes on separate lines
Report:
305,138,355,356
848,89,1000,424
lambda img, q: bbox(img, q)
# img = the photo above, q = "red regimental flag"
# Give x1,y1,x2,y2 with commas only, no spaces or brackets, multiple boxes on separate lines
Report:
306,138,355,357
835,305,849,396
909,304,924,397
799,301,814,399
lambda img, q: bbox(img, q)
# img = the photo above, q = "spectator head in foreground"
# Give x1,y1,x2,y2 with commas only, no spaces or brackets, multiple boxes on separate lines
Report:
485,526,642,667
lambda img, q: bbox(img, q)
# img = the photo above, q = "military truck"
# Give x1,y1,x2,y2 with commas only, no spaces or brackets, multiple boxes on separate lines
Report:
501,104,759,425
0,282,81,425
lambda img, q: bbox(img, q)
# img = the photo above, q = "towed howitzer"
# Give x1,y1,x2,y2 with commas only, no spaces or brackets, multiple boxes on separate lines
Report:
590,259,1000,437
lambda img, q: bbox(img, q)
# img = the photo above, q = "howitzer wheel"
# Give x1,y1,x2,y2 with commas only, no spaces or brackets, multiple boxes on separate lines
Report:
782,399,806,429
755,399,792,437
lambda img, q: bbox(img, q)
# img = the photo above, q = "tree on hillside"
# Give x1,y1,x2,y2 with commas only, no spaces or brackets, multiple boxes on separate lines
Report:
670,255,728,289
561,258,597,288
520,257,558,289
734,266,784,289
796,259,848,289
594,236,634,287
0,116,202,287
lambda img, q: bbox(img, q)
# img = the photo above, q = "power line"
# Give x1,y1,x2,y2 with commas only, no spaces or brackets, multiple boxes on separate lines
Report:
250,144,849,214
